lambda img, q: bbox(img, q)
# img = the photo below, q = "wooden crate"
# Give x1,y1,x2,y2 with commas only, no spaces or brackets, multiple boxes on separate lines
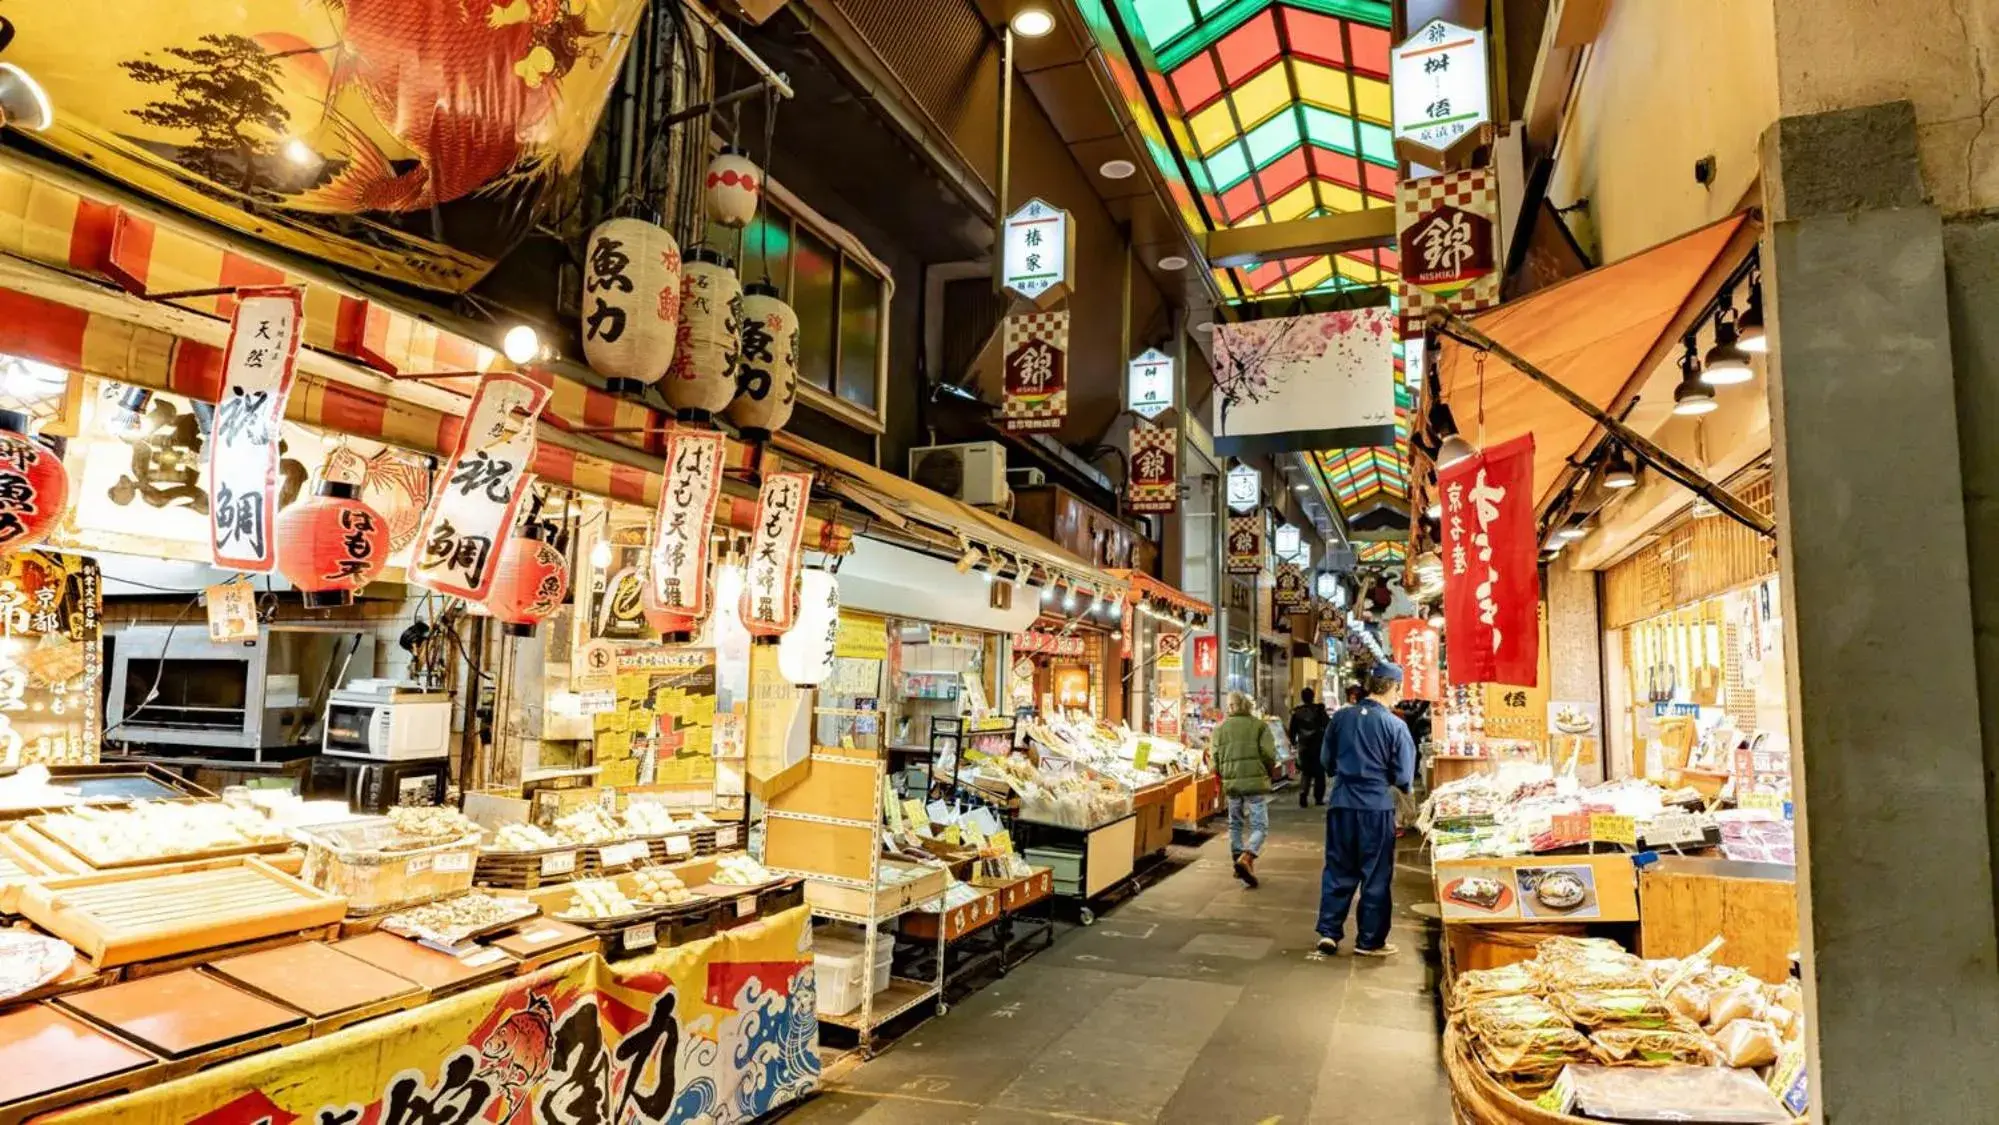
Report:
803,863,948,920
900,886,1000,942
1132,798,1175,860
475,846,585,891
0,832,52,913
998,869,1054,913
19,857,349,968
1638,859,1798,982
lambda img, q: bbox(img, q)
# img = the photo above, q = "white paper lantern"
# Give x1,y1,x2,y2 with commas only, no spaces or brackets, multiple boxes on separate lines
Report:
581,218,681,395
665,247,743,420
778,569,840,686
728,281,799,439
705,147,762,229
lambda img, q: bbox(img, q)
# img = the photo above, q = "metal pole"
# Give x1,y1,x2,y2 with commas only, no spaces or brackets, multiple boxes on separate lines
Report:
994,26,1014,295
1430,310,1777,539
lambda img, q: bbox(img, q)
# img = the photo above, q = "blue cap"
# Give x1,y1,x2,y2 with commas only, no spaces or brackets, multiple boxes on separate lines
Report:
1370,661,1405,683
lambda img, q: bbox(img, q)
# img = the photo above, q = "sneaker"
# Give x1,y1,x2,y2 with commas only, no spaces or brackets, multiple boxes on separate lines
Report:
1354,943,1400,958
1316,937,1340,955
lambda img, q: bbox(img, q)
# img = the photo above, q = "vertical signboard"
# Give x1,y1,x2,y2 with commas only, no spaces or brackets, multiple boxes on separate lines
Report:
410,372,551,601
209,287,305,572
1440,434,1538,686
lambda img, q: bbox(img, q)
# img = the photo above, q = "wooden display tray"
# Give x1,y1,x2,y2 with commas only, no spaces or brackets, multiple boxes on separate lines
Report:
0,1004,158,1123
331,931,518,998
206,941,426,1038
475,845,586,890
0,833,51,914
490,919,598,973
56,968,308,1069
996,868,1055,913
899,885,1001,942
803,863,948,920
23,815,291,871
19,857,349,968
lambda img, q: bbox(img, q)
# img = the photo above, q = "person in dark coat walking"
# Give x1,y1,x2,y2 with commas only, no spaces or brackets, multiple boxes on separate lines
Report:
1287,687,1330,807
1315,662,1416,958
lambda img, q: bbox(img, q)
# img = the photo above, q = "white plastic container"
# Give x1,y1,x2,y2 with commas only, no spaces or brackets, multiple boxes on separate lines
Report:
813,928,895,1016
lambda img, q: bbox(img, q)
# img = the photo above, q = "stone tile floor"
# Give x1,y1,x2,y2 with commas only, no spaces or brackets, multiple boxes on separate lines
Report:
776,798,1453,1124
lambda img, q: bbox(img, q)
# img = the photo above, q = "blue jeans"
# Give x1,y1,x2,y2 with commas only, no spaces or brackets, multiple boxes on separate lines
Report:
1318,807,1397,949
1228,794,1269,857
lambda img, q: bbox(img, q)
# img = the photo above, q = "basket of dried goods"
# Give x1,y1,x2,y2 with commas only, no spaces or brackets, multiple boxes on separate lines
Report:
379,891,541,949
298,806,483,915
475,823,585,891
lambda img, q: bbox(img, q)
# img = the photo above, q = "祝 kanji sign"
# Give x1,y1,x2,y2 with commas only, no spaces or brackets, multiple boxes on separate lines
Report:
651,428,725,625
1226,514,1264,573
1396,167,1500,337
741,471,814,636
1391,19,1491,165
1128,424,1177,513
1003,310,1070,432
1127,348,1175,418
1441,433,1538,686
1001,197,1073,305
411,372,551,601
1226,463,1261,512
209,287,304,572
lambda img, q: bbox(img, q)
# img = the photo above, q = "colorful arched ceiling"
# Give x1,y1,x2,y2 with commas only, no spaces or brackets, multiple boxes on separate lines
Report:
1313,333,1413,520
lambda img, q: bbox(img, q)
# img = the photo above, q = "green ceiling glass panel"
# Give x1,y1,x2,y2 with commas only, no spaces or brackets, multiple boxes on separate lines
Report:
1357,121,1396,165
1244,112,1302,167
1205,140,1252,191
1133,0,1199,46
1302,106,1357,154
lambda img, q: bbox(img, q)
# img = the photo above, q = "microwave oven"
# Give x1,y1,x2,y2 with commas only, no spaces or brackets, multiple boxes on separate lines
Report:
323,682,451,761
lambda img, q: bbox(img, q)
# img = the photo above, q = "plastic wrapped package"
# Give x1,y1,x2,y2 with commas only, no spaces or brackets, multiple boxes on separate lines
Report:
1666,981,1714,1024
1473,1026,1594,1091
1587,1027,1716,1066
1463,995,1573,1038
1450,963,1541,1009
1713,1018,1781,1068
1551,988,1684,1030
1557,1063,1793,1122
1707,982,1769,1030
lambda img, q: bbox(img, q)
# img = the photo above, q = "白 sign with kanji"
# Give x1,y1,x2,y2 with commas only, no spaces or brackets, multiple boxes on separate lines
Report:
1001,198,1073,306
1127,348,1174,418
210,287,304,572
1391,19,1491,167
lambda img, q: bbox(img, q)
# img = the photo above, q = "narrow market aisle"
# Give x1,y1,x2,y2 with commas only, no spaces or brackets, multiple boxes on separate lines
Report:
781,800,1452,1124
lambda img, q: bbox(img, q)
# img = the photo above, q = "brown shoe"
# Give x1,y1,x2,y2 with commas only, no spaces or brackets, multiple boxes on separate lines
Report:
1236,853,1260,889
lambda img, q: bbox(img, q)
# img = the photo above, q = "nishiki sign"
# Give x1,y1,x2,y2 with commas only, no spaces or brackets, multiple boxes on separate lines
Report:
1390,18,1491,166
1001,198,1073,306
1440,433,1537,686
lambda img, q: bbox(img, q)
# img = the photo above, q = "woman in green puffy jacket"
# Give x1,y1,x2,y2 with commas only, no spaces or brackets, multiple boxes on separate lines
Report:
1210,691,1277,887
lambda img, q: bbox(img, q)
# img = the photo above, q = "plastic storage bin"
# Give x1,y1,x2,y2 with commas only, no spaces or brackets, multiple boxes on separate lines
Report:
813,926,895,1016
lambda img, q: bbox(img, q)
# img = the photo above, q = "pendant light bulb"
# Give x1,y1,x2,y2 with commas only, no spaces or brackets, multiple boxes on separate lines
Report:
1436,433,1478,469
589,538,613,569
1702,305,1754,386
1602,447,1639,490
502,324,542,365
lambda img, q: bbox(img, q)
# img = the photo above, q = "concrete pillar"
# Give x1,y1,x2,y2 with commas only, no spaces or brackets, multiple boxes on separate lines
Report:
1760,101,1999,1120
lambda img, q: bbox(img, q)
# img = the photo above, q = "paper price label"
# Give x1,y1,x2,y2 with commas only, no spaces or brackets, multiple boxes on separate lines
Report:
1589,814,1637,846
735,895,757,918
622,923,657,951
458,947,507,968
433,851,473,874
520,926,565,946
1741,792,1784,814
716,825,740,849
604,842,647,866
541,851,578,877
664,836,692,857
1644,812,1704,847
1549,813,1591,846
1133,741,1152,771
405,855,434,876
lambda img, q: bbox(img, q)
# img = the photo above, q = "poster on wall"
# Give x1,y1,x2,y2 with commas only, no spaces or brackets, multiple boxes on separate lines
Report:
1211,308,1396,456
1002,309,1070,432
592,646,716,788
589,522,652,640
410,371,550,600
0,1,650,292
1396,167,1500,337
1441,433,1538,686
0,551,100,766
1127,424,1177,513
209,287,305,572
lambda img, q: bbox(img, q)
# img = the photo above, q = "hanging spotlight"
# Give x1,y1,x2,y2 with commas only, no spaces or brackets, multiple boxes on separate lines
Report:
502,324,542,365
1701,300,1754,386
1555,512,1591,542
1602,446,1639,490
0,63,53,132
1672,339,1718,416
1437,432,1478,469
1041,584,1056,604
1062,588,1078,612
1737,271,1767,354
1428,610,1445,629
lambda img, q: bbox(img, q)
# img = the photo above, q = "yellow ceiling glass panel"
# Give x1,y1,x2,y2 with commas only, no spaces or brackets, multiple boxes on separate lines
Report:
1287,256,1335,291
1268,181,1316,222
1233,209,1268,227
1336,255,1379,283
1290,59,1352,114
1353,77,1393,126
1229,65,1294,134
1322,182,1366,213
1189,100,1239,156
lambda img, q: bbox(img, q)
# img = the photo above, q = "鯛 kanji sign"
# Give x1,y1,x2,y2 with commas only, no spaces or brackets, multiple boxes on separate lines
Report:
1002,310,1069,432
1440,433,1538,686
1396,167,1500,337
1391,18,1491,167
210,287,305,572
411,372,551,601
1128,424,1177,513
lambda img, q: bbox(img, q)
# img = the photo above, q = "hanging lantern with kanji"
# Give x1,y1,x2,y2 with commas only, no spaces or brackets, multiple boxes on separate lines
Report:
704,147,762,229
581,217,681,396
0,410,67,554
277,482,389,608
641,558,701,641
485,526,570,637
664,248,743,421
727,281,799,440
778,569,840,686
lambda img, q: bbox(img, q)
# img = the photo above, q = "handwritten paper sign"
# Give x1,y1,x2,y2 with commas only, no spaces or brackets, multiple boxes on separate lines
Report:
209,287,304,572
411,371,551,600
204,581,257,642
1589,814,1637,847
741,471,813,636
650,428,725,624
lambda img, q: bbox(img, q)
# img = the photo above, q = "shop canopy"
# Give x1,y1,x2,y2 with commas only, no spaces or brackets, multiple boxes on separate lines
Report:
1433,213,1759,512
1107,569,1214,628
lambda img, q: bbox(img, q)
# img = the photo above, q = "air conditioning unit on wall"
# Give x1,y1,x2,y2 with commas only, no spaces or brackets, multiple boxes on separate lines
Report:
908,441,1009,507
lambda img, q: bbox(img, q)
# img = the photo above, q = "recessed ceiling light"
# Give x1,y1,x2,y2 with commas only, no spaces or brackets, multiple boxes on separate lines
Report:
1099,158,1136,179
1157,254,1189,271
1010,8,1054,37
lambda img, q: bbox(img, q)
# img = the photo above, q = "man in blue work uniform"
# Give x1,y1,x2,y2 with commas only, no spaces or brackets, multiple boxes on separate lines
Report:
1315,661,1415,958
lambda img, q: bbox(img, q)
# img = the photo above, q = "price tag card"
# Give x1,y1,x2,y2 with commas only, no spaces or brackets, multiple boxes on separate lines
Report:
1644,812,1704,847
623,923,658,951
458,946,507,968
433,851,472,874
1741,792,1784,814
405,854,434,876
540,851,578,877
664,835,692,857
715,825,740,849
1133,741,1152,771
205,581,258,643
735,895,757,919
902,799,930,831
519,926,566,946
1548,813,1591,847
1589,814,1637,846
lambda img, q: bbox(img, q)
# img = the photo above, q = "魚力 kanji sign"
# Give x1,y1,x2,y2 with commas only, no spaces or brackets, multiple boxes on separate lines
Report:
1001,198,1073,306
1002,310,1069,432
1396,167,1499,337
1440,433,1538,686
1127,348,1174,418
1391,18,1491,166
1128,424,1177,513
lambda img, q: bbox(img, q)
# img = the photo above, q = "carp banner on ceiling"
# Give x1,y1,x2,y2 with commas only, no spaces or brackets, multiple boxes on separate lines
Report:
3,0,646,291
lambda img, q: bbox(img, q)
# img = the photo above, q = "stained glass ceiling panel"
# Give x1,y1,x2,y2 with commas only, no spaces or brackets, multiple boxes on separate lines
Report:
1312,334,1413,520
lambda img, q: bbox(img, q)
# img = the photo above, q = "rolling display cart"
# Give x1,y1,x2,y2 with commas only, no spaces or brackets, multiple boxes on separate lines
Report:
1012,812,1138,925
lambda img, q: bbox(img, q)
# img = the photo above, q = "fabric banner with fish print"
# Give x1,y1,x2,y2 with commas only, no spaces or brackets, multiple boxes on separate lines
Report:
411,371,551,601
0,0,649,292
740,471,812,637
42,906,819,1125
651,428,725,626
1441,433,1538,687
208,286,304,572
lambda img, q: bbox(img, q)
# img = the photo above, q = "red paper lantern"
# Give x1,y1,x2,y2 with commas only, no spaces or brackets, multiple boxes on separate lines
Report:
277,481,389,608
0,411,66,554
641,568,700,642
486,527,570,637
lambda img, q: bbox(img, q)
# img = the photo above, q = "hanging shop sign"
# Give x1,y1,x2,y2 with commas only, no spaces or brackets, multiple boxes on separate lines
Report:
1127,424,1178,513
486,528,569,637
1273,524,1301,562
1226,514,1264,574
1441,433,1539,686
276,482,389,608
1013,629,1086,658
729,283,799,438
411,371,551,601
1001,198,1073,306
1190,632,1219,680
1389,617,1443,701
1225,463,1261,512
1390,18,1492,167
583,217,681,395
1315,571,1340,600
665,248,744,419
209,287,305,573
1274,563,1308,609
1211,308,1396,456
1002,310,1070,432
650,429,726,633
778,570,841,686
1396,167,1500,338
1127,348,1175,418
741,471,813,637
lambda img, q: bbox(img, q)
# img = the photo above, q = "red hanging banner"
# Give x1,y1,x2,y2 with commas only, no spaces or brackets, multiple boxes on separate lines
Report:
1191,633,1219,680
1440,434,1538,686
209,286,305,572
1388,617,1442,701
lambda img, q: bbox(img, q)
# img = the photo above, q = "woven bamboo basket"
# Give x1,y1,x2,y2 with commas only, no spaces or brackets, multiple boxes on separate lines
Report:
1444,1024,1591,1125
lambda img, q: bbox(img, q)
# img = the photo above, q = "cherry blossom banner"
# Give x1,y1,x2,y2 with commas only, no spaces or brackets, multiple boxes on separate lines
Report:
1389,617,1442,701
1441,433,1538,686
411,372,551,601
209,287,304,572
1210,307,1396,457
1128,424,1177,513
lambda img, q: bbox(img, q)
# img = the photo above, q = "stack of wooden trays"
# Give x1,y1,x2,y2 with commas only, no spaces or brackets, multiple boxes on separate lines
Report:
17,857,348,968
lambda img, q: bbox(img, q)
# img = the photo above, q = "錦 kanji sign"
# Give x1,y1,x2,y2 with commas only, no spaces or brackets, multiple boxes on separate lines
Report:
1128,424,1177,513
1002,310,1069,432
1396,167,1499,337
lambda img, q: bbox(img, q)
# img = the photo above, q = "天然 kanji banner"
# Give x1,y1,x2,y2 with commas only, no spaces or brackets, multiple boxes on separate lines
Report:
1388,617,1442,701
1396,167,1500,338
45,906,819,1125
410,371,551,601
1440,433,1538,686
1127,424,1177,513
209,287,304,572
1001,309,1069,432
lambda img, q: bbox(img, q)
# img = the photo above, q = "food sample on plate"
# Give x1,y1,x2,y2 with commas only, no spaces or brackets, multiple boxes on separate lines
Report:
1448,876,1506,909
631,867,696,906
554,806,624,846
561,878,644,920
488,822,561,852
38,800,288,864
381,892,538,946
383,806,481,848
0,931,75,1002
709,854,775,887
1534,871,1589,910
621,802,677,836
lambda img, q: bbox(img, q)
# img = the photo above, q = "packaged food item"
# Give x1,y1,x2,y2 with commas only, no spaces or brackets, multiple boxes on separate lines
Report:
0,931,73,1002
382,892,538,946
1666,981,1713,1024
555,806,624,845
1551,988,1683,1030
561,878,643,920
1561,1063,1792,1122
631,866,695,906
490,822,560,851
1588,1027,1717,1066
1451,963,1541,1008
386,805,481,846
1713,1018,1781,1068
1707,982,1769,1030
1474,1026,1593,1090
1464,995,1573,1037
711,854,775,886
